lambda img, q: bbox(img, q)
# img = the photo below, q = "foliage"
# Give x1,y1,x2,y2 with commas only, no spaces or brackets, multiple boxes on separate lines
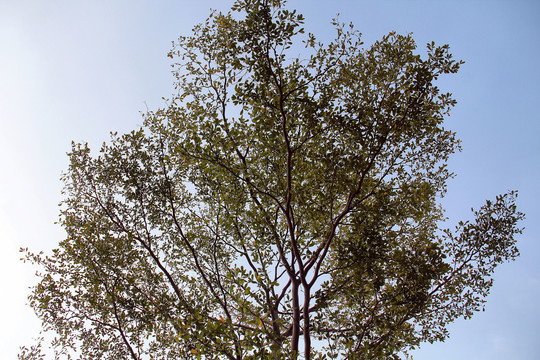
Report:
21,0,524,359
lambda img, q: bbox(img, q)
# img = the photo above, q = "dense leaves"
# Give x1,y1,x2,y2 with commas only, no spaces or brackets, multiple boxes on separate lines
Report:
21,0,523,359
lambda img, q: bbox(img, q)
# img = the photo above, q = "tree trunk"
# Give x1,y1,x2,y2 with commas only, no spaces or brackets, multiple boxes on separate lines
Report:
291,279,301,358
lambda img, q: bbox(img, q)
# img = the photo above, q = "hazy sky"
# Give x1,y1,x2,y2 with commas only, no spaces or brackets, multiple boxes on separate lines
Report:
1,0,538,358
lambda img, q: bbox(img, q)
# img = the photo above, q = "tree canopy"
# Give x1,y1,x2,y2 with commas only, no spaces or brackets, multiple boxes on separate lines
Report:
21,0,524,359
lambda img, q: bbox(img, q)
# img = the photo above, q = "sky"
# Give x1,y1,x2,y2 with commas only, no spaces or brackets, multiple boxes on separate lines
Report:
0,0,538,359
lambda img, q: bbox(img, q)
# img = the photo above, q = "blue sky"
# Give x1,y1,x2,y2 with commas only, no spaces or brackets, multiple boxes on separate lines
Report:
1,0,538,358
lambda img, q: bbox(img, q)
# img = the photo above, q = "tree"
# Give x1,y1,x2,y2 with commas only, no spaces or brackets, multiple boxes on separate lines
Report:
21,0,524,359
